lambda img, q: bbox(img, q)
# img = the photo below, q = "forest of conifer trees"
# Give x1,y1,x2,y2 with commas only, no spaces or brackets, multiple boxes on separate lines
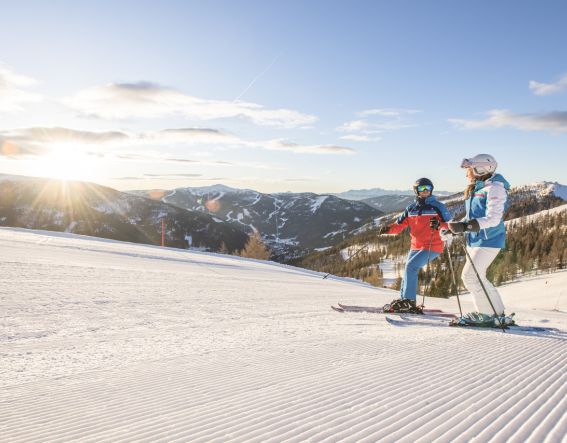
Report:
290,193,566,298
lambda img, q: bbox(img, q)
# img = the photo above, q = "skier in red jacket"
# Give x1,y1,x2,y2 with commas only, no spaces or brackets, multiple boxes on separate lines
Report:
380,178,452,313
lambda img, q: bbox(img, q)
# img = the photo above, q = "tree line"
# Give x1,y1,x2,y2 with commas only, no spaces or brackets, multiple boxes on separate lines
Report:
290,197,566,298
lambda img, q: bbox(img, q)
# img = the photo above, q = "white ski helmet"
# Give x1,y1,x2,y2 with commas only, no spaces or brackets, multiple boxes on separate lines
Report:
461,154,497,176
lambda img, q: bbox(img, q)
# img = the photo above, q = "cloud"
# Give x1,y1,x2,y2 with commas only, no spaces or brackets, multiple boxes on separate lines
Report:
262,139,356,154
283,178,317,182
336,108,420,141
529,74,567,96
0,66,42,112
114,173,203,181
339,134,382,142
0,126,238,158
449,109,567,133
337,120,414,133
0,127,129,157
357,108,421,117
0,137,45,156
336,119,370,132
143,173,203,178
1,126,355,160
11,127,128,144
63,82,318,128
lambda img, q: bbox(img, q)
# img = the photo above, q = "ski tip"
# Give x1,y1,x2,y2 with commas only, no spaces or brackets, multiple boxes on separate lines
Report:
331,305,344,313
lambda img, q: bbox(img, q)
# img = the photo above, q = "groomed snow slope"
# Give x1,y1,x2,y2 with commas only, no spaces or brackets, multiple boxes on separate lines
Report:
1,228,566,443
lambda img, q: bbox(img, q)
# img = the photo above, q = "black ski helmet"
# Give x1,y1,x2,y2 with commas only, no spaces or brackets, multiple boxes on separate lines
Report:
413,177,434,195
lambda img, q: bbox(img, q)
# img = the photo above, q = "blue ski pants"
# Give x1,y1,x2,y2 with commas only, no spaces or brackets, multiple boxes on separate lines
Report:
400,249,440,301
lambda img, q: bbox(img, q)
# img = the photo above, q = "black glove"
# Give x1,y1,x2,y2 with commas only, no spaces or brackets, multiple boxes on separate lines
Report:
448,219,480,234
378,224,390,235
429,217,440,230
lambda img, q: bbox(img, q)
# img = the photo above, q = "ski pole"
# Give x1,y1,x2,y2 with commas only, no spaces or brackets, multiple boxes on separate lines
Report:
421,228,435,307
460,237,506,332
446,239,463,317
323,243,369,279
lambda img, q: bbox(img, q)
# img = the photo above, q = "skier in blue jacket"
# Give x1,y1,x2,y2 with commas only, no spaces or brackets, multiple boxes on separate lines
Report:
445,154,514,327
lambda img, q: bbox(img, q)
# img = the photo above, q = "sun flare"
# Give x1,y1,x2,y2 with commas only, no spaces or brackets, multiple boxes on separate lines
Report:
28,146,101,182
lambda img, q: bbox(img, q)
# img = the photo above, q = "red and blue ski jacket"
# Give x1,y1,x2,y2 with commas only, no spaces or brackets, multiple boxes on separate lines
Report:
387,196,452,253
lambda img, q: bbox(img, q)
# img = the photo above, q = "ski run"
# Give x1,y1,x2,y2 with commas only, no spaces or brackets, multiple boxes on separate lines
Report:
1,227,566,442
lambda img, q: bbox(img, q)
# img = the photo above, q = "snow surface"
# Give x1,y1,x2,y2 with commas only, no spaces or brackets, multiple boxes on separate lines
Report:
530,181,567,201
378,258,401,286
551,183,567,200
506,203,567,226
310,195,329,214
1,227,566,442
180,184,248,195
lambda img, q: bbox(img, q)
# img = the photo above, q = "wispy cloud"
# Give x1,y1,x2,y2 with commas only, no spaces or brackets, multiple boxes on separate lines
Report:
529,73,567,96
0,65,42,112
449,109,567,133
262,139,355,154
339,134,382,142
283,177,317,182
0,127,129,157
336,108,420,141
357,108,421,117
1,126,355,159
6,127,129,144
63,82,318,128
114,173,203,181
336,119,370,133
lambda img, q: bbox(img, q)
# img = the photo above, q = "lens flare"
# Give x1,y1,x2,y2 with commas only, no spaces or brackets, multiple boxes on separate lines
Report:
28,146,101,182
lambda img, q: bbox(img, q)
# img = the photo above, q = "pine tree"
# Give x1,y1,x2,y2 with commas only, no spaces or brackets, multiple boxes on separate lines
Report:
239,232,271,260
218,241,229,255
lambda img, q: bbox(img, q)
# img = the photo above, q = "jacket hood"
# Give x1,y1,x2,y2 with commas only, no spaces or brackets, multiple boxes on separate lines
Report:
475,173,510,191
489,173,510,190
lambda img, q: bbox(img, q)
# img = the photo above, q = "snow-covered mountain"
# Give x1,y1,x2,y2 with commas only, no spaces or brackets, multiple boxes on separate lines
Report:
131,185,384,257
0,175,248,252
515,181,567,200
360,194,416,213
333,186,455,201
442,181,567,221
2,227,565,441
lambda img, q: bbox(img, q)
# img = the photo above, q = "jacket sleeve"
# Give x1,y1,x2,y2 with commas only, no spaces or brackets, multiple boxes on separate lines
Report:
475,181,507,229
388,209,410,234
435,202,452,230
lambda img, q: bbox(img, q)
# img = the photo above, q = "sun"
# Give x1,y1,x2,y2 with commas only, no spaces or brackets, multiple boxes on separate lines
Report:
28,146,101,182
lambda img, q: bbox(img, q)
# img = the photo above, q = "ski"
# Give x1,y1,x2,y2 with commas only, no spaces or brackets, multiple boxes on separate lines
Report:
386,314,564,335
331,304,456,318
334,302,455,317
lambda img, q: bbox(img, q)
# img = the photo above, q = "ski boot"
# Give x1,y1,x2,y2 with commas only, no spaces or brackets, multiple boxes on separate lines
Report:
383,299,424,314
450,312,516,328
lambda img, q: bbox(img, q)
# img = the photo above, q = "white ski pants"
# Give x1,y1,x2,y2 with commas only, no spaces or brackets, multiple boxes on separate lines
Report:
462,247,506,316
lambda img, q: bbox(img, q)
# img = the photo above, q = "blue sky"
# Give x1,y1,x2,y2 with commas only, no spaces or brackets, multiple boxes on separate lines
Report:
0,0,566,193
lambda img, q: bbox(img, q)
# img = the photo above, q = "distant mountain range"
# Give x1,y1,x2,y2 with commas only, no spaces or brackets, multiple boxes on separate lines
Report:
130,185,383,257
0,176,248,252
359,195,417,213
332,187,455,201
1,174,565,260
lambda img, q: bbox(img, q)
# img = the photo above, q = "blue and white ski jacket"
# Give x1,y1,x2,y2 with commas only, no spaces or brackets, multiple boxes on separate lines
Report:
464,173,510,248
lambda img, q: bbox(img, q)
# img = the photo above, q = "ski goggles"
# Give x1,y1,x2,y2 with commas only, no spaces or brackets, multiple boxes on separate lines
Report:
416,184,433,192
461,158,492,169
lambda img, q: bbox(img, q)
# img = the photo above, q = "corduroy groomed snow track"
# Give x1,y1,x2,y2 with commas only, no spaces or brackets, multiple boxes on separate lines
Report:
1,228,566,442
